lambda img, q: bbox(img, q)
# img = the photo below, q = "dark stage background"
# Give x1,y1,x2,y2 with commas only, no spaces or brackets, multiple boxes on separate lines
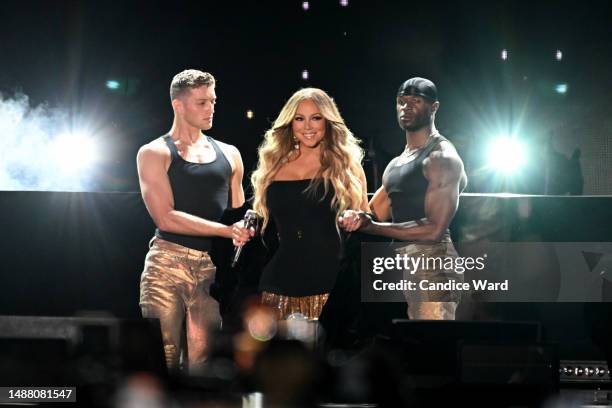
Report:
1,0,611,194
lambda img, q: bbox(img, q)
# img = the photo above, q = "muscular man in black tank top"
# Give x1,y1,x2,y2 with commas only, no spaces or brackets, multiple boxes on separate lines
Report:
340,77,467,320
137,70,253,372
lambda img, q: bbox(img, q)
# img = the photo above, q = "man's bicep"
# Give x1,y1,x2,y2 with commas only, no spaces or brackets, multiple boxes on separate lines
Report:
228,148,246,209
369,186,391,221
423,167,461,231
137,149,174,226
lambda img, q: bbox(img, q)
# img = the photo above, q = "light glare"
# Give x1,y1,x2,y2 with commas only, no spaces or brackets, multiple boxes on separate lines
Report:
487,137,526,173
106,80,120,90
555,83,568,94
51,133,98,174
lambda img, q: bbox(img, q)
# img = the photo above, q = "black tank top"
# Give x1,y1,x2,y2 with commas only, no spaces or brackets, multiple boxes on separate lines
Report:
259,179,341,297
383,133,447,223
155,134,232,251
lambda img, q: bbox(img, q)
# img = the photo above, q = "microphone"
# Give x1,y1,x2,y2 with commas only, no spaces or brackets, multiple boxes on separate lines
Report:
231,209,258,268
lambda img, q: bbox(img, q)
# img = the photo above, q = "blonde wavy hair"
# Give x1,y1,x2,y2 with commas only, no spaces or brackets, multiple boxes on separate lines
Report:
251,88,365,231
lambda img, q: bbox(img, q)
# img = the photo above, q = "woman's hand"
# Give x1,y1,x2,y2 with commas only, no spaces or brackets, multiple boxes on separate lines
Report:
338,210,372,232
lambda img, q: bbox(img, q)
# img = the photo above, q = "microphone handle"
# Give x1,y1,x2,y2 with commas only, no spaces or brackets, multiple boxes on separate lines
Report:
231,245,243,268
231,212,258,267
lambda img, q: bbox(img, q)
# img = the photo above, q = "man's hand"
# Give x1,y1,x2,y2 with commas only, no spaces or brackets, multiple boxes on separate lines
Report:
232,220,255,246
339,210,372,232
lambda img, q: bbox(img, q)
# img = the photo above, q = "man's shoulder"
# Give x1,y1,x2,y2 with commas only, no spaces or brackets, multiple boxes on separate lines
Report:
211,138,242,167
137,137,170,161
212,138,240,155
430,136,462,160
425,142,463,174
430,133,456,152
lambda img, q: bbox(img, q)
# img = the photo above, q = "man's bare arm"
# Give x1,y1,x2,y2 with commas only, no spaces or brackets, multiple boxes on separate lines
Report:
225,144,246,209
369,185,391,222
137,143,233,239
363,150,465,241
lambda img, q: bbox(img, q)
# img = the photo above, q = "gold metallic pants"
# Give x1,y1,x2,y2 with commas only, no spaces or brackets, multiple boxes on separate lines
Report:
406,301,458,320
139,237,221,371
398,237,462,320
261,292,329,320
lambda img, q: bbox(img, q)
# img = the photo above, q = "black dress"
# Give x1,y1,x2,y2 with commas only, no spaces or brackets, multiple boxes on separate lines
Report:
259,179,341,299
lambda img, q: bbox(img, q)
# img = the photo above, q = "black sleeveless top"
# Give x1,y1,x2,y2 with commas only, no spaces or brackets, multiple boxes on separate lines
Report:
155,134,232,251
259,179,341,297
382,133,447,223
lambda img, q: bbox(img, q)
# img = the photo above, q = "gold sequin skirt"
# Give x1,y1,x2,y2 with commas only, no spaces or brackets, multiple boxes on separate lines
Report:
261,292,329,320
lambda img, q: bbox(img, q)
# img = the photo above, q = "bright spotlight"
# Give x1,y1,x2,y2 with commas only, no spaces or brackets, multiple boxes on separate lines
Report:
301,69,309,80
555,49,563,61
106,80,121,90
302,1,309,11
51,133,99,174
555,83,568,94
501,49,508,61
487,137,526,173
246,109,254,119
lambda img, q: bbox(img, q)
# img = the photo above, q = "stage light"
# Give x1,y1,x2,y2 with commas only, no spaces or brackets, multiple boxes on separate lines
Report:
302,1,309,11
246,310,277,342
244,305,277,342
555,83,568,94
340,0,349,6
302,69,309,80
555,49,563,61
246,109,254,119
487,136,526,174
51,133,99,174
285,313,318,343
501,49,508,60
106,80,121,90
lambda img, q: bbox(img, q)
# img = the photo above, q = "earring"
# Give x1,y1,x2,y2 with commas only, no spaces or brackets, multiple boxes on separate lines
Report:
293,136,300,150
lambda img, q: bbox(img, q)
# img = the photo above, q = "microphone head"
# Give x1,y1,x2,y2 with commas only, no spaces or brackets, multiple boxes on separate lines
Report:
243,209,259,228
244,209,259,220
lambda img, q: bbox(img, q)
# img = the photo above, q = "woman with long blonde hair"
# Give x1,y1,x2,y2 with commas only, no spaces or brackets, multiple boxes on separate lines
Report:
251,88,369,320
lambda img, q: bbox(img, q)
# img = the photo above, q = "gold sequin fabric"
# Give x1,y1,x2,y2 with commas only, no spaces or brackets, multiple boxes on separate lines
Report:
261,292,330,320
139,237,221,371
396,234,462,320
